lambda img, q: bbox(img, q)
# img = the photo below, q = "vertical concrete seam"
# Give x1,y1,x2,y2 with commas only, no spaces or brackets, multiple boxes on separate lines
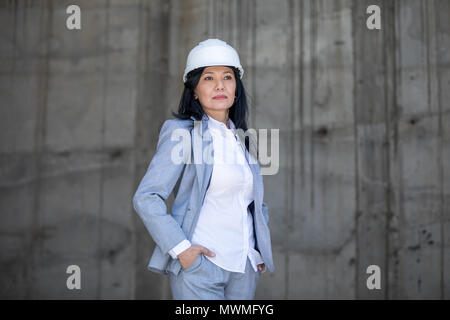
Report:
425,0,432,115
433,0,445,300
391,0,403,299
97,0,111,299
30,0,52,299
237,0,241,49
350,0,360,300
382,0,393,300
214,0,217,37
205,0,209,37
310,0,316,210
219,0,223,38
283,0,295,299
251,0,256,126
129,0,146,300
299,0,305,188
288,0,295,234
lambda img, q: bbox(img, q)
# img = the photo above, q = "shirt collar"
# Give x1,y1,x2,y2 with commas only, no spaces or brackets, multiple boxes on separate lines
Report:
207,114,236,131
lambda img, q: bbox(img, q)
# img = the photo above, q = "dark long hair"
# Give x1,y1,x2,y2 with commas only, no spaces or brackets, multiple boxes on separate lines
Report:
171,66,249,132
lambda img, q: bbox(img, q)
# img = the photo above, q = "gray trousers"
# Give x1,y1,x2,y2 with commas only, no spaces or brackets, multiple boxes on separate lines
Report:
168,254,260,300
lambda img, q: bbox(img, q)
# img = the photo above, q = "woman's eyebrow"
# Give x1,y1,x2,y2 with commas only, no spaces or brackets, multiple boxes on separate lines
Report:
202,71,233,75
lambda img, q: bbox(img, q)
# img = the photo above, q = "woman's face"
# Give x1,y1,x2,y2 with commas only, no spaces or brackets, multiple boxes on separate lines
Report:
194,66,236,115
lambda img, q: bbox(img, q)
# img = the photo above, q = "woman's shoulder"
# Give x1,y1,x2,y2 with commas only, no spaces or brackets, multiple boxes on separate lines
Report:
160,117,194,133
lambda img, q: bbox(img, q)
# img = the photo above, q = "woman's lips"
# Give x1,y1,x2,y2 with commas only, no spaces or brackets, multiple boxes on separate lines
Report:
213,95,227,100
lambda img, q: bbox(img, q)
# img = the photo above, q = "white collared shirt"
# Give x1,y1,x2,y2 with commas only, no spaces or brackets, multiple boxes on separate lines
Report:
168,115,264,273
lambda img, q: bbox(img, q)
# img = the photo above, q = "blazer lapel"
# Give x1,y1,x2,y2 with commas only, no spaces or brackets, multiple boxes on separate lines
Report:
192,116,214,200
243,140,263,207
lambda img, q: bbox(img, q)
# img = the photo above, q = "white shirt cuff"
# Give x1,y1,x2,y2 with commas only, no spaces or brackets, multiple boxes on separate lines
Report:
249,247,266,273
168,239,192,259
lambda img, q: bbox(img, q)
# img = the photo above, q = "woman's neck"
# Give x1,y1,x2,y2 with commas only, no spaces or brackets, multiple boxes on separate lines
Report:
205,111,230,129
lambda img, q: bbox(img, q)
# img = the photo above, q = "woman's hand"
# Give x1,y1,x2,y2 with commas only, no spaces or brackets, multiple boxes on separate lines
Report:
257,263,265,272
178,244,215,270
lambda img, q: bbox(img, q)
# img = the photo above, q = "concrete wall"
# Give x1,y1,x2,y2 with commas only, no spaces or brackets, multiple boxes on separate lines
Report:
0,0,448,299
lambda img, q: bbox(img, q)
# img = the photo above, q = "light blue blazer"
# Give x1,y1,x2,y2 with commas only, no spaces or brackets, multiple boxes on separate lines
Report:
132,113,274,276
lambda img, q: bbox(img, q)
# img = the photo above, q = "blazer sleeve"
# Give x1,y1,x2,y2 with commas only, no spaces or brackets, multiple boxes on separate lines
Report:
132,119,190,255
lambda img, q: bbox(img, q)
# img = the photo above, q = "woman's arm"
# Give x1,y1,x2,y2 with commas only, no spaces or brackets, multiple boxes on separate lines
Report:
132,119,190,255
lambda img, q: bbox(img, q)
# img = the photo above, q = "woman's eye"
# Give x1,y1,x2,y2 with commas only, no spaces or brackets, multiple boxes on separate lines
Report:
203,75,233,80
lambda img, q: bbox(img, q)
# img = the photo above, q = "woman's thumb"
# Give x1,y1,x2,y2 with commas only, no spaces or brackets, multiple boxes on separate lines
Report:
201,246,216,257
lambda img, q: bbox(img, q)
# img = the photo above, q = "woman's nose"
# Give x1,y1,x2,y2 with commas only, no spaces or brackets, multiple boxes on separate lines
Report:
215,79,225,90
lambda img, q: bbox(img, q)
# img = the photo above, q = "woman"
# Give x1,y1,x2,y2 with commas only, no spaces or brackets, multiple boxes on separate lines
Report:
133,39,274,300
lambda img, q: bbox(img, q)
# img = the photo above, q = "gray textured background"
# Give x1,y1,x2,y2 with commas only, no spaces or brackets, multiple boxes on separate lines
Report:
0,0,449,299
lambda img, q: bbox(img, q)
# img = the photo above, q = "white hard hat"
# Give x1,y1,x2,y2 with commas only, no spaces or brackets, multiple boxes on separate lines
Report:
183,38,244,83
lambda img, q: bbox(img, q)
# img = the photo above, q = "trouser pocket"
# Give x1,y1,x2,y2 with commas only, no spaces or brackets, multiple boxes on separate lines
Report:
183,253,203,273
